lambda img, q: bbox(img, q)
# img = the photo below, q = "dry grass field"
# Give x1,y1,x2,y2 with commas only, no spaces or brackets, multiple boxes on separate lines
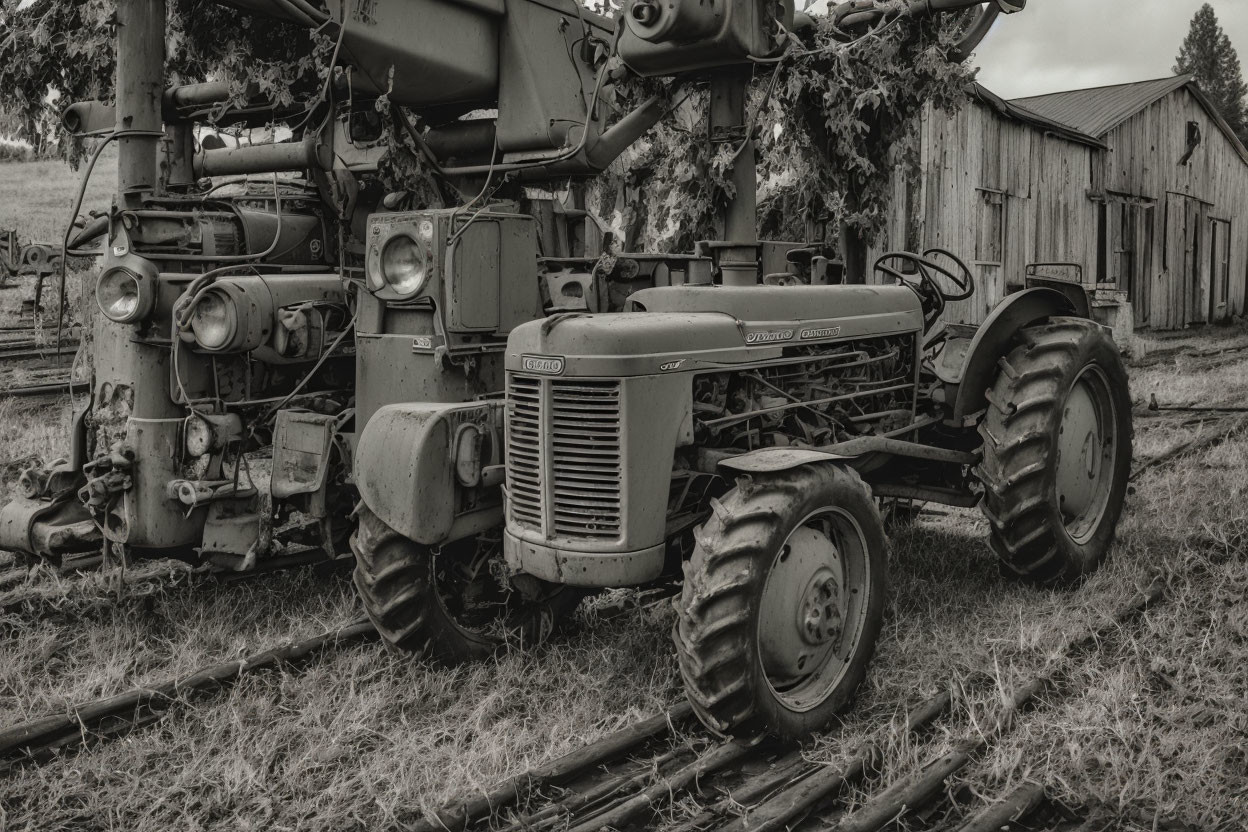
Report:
0,150,115,244
1,157,1247,831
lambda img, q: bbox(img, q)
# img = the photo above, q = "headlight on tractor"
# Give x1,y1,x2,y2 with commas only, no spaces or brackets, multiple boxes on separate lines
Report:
366,215,437,301
184,412,243,457
96,263,156,324
379,234,429,298
189,289,237,351
184,414,216,457
181,275,345,354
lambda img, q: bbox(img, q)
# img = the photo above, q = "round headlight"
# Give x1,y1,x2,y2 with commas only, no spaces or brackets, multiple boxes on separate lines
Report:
184,414,214,457
380,235,428,297
190,290,236,351
97,268,143,323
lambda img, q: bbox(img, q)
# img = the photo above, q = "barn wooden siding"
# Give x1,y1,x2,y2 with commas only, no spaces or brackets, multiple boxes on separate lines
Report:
872,99,1101,326
873,84,1248,330
1094,87,1248,329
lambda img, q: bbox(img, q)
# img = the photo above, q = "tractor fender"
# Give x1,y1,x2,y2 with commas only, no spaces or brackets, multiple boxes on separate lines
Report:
717,447,855,476
950,287,1082,423
354,400,504,545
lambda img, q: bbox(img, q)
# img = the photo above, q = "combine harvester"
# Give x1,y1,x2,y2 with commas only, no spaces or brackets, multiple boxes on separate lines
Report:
2,0,1132,741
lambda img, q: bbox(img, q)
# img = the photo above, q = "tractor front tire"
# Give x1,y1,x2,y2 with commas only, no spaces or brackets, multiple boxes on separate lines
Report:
674,464,887,744
351,507,579,664
977,318,1132,586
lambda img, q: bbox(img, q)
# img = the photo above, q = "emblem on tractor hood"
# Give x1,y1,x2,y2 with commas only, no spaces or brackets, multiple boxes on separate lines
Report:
800,326,842,341
745,329,795,345
522,355,565,375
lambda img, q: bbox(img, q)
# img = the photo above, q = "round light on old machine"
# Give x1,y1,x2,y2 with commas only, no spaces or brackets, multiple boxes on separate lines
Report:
184,414,216,457
96,267,154,324
380,234,429,298
189,289,237,351
184,412,243,457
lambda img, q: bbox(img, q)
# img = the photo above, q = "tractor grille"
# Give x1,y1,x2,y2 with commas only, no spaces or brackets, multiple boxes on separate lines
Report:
506,376,545,529
506,375,623,540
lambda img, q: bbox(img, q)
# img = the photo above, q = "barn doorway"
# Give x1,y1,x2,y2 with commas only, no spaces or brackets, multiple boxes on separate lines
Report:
1164,193,1208,329
1099,195,1155,328
1209,218,1231,323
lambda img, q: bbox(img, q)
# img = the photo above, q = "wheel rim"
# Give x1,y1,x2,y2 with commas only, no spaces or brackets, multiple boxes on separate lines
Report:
1055,365,1119,544
756,507,872,713
433,536,558,644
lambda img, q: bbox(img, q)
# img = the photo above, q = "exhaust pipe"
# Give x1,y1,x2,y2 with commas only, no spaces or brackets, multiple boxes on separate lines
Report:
115,0,167,208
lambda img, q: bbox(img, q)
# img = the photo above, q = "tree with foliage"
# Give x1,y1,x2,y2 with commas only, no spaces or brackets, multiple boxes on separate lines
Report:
596,12,977,251
1174,3,1248,145
0,0,977,250
0,0,330,159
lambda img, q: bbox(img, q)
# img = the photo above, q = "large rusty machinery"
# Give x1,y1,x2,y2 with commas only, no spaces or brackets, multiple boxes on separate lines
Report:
0,1,362,569
1,0,1134,743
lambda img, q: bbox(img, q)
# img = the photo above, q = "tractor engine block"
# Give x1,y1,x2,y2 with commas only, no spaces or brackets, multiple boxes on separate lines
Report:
691,334,919,454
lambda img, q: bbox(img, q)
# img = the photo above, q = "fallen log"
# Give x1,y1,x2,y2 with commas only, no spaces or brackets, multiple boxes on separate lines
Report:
668,750,809,832
1131,413,1248,481
411,701,696,832
834,743,982,832
713,693,952,832
953,782,1047,832
494,741,700,832
565,740,751,832
0,619,376,769
0,379,87,398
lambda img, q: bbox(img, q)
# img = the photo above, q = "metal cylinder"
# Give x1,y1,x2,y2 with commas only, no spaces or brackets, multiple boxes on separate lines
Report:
62,101,116,136
164,81,234,114
626,0,721,44
194,136,331,178
709,73,759,287
115,0,167,208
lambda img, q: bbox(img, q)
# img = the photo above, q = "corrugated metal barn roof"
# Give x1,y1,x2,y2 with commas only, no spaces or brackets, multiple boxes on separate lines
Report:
972,84,1105,148
1010,76,1190,138
1009,74,1248,166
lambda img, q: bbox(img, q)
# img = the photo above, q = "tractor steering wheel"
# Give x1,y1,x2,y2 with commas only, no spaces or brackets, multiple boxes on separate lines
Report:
874,248,976,330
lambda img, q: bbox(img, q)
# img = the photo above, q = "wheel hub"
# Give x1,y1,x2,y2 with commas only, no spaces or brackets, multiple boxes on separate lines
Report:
759,525,845,682
1054,366,1118,544
798,568,843,646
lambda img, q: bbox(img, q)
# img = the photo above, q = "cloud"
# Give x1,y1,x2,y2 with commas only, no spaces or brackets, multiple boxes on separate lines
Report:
974,0,1248,99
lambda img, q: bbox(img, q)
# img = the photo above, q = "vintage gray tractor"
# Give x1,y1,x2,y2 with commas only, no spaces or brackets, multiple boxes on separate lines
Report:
329,0,1130,743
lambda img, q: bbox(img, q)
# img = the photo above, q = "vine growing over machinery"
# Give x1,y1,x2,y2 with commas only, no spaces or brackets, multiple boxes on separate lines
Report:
1,0,974,248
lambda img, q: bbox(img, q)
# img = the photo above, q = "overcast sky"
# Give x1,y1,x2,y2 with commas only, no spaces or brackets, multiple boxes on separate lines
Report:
974,0,1248,100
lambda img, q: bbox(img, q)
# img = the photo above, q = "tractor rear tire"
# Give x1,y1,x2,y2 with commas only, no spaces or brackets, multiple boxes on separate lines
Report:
674,464,887,744
351,507,580,664
977,318,1132,586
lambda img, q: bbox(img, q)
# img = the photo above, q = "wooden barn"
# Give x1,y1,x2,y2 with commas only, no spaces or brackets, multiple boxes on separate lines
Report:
877,75,1248,332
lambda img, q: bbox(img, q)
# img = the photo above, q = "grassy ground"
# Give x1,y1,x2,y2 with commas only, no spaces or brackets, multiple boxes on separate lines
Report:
0,150,114,362
0,149,116,243
1,156,1247,830
0,398,73,495
0,329,1245,831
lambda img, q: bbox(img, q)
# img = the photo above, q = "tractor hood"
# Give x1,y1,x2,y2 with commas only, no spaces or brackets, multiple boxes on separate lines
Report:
506,284,923,378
